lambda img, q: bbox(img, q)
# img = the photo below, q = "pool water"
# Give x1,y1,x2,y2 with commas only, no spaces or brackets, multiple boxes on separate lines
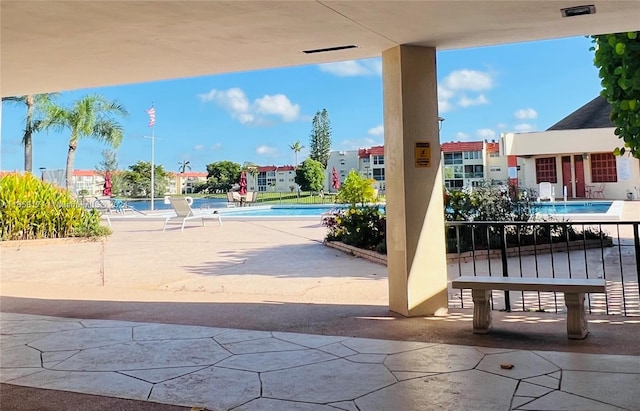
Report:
533,201,612,215
224,205,351,217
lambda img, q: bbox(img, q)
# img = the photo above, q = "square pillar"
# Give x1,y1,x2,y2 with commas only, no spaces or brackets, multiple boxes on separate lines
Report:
382,45,448,316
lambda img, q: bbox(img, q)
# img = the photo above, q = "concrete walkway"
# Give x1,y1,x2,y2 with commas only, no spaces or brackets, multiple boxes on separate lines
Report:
2,312,639,411
1,202,639,410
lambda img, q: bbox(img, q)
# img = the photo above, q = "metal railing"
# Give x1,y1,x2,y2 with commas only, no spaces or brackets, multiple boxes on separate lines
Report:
446,221,640,316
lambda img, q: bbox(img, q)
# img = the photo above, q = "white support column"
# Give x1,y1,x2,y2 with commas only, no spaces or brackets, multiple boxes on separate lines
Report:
471,289,492,333
565,292,589,339
383,45,448,316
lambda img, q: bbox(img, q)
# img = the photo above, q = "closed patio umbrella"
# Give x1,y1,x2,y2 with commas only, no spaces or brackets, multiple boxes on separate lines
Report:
239,171,247,196
331,167,340,191
103,171,113,196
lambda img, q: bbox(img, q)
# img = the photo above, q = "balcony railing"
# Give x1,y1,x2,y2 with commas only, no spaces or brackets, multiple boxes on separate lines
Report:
446,221,640,316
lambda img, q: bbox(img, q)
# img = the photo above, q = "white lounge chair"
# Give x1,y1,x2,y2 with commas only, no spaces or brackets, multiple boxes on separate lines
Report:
163,197,222,231
537,182,555,202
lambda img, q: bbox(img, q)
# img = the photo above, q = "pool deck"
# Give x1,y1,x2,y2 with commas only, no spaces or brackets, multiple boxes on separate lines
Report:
1,201,639,410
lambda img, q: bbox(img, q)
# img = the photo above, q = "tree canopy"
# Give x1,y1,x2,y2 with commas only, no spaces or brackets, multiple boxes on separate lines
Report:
592,31,640,158
121,161,169,198
202,161,242,192
337,170,376,206
294,159,325,192
308,109,332,168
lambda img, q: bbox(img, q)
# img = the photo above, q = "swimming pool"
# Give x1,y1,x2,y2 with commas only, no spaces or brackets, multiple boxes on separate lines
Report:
534,201,612,215
221,205,351,218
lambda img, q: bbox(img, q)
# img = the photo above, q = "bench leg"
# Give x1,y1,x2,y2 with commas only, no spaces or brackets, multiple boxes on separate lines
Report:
471,289,492,334
565,292,588,339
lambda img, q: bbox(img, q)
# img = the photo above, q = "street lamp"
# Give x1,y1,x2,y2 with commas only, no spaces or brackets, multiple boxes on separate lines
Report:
438,116,445,131
39,167,46,182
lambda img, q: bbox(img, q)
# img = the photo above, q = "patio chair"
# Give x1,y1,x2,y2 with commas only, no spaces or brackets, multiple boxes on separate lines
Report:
92,196,116,214
592,183,605,199
163,197,222,231
226,191,241,207
536,182,554,202
244,191,258,205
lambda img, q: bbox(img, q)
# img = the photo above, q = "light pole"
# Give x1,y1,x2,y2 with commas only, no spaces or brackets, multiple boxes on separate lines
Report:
39,167,46,182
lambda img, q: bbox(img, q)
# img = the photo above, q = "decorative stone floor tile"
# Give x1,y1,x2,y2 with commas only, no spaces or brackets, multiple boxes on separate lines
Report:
345,353,387,363
119,365,208,383
384,344,484,373
9,370,152,401
534,351,640,374
133,323,227,341
327,401,359,411
392,371,437,381
317,342,357,357
234,398,336,410
1,319,82,334
272,332,347,348
511,396,536,409
515,381,553,397
149,366,260,410
41,350,78,364
80,319,143,328
522,374,559,389
213,329,272,344
262,359,396,403
476,351,559,380
51,338,230,371
216,349,335,372
340,337,431,354
28,327,132,351
222,337,307,354
0,345,42,368
0,333,49,348
0,368,43,383
561,370,640,410
355,370,517,411
518,390,626,411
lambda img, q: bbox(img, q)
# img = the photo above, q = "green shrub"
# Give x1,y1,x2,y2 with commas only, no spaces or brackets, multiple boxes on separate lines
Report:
0,173,111,240
322,206,386,252
336,170,377,206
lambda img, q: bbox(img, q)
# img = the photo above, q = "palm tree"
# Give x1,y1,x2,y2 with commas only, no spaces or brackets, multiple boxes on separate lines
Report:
43,94,128,190
1,93,58,173
289,140,304,168
178,160,191,174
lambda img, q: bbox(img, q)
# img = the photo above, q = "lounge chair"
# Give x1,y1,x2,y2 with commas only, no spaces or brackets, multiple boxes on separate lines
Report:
591,183,605,199
536,182,555,202
226,191,242,207
163,197,222,231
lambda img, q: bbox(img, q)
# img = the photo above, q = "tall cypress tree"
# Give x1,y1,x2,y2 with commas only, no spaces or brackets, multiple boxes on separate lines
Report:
309,109,332,168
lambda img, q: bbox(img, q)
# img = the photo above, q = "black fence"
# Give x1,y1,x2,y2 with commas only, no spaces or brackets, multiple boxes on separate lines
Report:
446,221,640,316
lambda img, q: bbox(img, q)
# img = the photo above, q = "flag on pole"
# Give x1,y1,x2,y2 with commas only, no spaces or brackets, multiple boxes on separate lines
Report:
146,106,156,127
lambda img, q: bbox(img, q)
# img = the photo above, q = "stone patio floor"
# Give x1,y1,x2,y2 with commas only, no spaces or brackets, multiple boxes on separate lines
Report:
2,312,639,411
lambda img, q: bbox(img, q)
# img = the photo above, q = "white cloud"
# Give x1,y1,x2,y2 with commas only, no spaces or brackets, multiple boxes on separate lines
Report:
256,145,277,156
442,69,493,91
339,137,379,150
211,143,222,150
496,123,508,129
198,87,301,125
454,132,471,141
438,98,454,113
476,128,496,139
368,124,384,136
514,108,538,120
318,58,382,77
255,94,300,122
514,123,535,132
458,94,489,108
194,144,205,151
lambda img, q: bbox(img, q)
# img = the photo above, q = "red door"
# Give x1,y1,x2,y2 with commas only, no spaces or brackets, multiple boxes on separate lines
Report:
562,156,573,198
574,155,586,198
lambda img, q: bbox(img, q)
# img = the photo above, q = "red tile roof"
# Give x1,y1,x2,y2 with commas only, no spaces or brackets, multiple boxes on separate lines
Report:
256,165,295,172
486,142,500,153
358,145,384,158
440,142,484,152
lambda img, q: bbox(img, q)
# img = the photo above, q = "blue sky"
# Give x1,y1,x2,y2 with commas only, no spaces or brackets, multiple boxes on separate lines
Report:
1,36,602,174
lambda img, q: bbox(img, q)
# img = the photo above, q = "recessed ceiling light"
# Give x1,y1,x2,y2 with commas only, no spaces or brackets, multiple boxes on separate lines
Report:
561,5,595,17
302,45,358,54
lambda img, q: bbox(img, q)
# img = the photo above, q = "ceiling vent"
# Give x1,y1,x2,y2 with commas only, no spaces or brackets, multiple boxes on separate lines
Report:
561,5,595,17
302,45,358,54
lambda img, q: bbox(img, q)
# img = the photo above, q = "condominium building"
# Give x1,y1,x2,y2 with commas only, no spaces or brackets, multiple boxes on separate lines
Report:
246,165,297,193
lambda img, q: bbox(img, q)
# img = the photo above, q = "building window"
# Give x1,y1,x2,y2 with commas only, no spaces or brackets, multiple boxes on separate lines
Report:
489,152,500,158
362,158,369,163
444,152,463,165
373,168,385,181
535,157,557,184
445,179,464,189
464,165,484,179
463,151,481,160
373,155,384,165
490,166,501,172
591,153,617,183
340,159,345,165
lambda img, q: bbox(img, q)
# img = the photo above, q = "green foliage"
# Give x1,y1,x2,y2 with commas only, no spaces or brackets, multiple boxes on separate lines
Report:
121,161,169,198
203,161,241,193
289,140,305,167
41,94,129,188
1,93,59,172
294,159,325,192
178,160,191,174
336,170,377,206
592,32,640,158
0,173,110,241
95,149,125,196
323,206,386,252
308,109,332,168
444,183,533,222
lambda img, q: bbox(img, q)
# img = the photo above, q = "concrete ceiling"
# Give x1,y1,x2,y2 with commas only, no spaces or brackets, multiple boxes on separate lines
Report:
2,1,639,97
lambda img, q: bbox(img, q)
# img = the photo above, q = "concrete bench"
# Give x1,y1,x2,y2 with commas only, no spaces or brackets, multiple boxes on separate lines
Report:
451,276,606,339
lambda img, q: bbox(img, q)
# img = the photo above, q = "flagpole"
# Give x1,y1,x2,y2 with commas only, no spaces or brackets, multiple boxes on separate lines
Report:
150,124,155,211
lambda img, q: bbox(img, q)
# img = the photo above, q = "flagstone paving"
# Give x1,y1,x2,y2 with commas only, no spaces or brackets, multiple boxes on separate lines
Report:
1,312,638,410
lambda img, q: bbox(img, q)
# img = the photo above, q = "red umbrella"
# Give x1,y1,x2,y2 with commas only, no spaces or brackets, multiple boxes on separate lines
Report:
239,171,248,196
331,167,340,190
103,171,113,196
